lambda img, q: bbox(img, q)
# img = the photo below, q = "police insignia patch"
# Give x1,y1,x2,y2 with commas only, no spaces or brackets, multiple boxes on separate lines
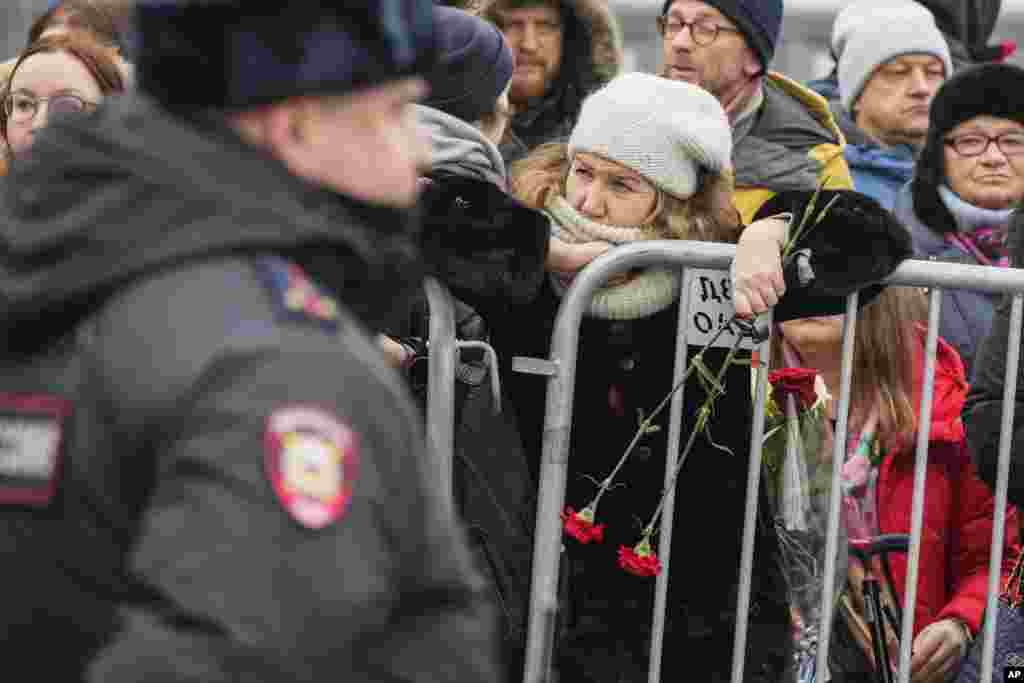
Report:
265,405,359,529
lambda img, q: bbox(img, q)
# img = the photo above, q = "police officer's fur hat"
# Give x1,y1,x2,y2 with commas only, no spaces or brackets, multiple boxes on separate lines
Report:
912,63,1024,234
134,0,436,110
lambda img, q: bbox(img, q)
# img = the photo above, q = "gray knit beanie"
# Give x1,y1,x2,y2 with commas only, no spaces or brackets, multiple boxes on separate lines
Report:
830,0,935,59
837,4,952,111
567,72,731,201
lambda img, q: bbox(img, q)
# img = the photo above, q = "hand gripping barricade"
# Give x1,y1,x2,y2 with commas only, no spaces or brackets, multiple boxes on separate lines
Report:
506,240,1024,683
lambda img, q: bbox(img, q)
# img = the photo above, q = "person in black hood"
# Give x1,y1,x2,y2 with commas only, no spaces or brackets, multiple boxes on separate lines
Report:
387,8,550,681
0,1,499,681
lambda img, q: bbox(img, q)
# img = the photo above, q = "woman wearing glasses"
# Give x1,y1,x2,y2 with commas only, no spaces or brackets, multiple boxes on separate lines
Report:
893,63,1024,378
2,30,124,161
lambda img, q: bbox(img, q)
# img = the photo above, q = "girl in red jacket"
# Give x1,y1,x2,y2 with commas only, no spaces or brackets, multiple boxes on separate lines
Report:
776,286,1019,683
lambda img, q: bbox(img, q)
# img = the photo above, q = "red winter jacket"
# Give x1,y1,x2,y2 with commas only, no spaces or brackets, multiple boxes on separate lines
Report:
876,335,1020,637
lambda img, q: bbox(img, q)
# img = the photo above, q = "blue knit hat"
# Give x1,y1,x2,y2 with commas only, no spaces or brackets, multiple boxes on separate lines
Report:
423,7,513,123
660,0,783,68
134,0,436,110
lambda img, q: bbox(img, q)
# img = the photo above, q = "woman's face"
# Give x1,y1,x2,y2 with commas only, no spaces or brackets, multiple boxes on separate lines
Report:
565,152,659,227
943,115,1024,210
5,50,103,157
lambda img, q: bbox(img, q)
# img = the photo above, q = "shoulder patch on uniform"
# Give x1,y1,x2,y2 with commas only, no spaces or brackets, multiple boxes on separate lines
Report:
253,256,340,330
0,394,70,506
265,404,359,529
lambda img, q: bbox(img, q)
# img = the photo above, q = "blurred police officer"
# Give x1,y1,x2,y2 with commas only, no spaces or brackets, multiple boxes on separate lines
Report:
0,1,499,681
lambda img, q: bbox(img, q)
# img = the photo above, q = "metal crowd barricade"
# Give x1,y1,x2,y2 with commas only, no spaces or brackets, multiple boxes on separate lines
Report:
422,276,502,507
515,241,1024,683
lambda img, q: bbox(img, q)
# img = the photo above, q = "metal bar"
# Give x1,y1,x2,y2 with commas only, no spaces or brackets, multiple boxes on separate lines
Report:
886,258,1024,294
979,294,1024,683
523,244,617,683
816,290,860,678
424,277,457,506
648,267,694,683
896,287,943,683
730,313,774,683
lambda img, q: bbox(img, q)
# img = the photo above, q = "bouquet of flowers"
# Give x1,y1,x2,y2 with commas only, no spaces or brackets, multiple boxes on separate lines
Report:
761,367,846,682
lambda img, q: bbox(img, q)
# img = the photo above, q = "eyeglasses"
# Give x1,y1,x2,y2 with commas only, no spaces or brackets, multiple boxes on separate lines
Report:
944,132,1024,158
656,15,741,46
4,92,97,124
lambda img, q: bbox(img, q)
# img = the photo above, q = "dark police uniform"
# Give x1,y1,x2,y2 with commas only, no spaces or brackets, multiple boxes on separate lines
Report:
0,95,498,682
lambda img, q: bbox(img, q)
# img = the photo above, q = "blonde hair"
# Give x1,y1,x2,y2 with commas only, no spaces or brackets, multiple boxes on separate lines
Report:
773,286,928,449
510,142,742,243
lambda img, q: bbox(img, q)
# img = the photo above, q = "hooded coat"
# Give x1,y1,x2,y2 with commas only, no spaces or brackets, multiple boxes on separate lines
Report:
0,96,498,682
731,72,854,225
875,336,1017,639
407,104,550,682
917,0,1005,68
473,0,624,164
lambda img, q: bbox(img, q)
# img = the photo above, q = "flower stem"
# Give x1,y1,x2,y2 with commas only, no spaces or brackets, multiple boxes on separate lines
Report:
588,317,740,512
643,335,746,535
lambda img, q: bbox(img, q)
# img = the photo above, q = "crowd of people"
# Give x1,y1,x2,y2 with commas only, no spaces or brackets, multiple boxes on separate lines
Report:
0,1,1023,682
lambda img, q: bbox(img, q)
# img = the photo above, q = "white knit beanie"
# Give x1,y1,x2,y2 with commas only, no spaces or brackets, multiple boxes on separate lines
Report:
830,0,935,59
567,72,731,201
837,3,952,111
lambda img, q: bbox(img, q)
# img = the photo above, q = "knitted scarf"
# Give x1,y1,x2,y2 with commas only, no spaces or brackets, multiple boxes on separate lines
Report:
545,195,680,320
938,185,1013,267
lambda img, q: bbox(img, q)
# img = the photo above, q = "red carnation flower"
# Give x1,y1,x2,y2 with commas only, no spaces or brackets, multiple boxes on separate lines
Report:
562,506,605,544
618,537,661,577
768,368,819,411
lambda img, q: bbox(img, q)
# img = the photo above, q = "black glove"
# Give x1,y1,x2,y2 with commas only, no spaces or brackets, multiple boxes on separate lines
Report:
753,189,913,321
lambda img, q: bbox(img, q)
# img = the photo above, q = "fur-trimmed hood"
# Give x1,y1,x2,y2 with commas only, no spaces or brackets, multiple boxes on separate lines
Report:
468,0,624,161
470,0,623,82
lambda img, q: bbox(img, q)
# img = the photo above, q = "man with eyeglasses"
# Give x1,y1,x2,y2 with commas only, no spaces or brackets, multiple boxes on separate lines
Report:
810,1,953,210
657,0,853,224
0,1,499,680
475,0,623,163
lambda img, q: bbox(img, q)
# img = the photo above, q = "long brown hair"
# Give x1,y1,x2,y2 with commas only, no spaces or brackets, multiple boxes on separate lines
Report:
510,142,742,243
1,30,125,145
773,286,928,449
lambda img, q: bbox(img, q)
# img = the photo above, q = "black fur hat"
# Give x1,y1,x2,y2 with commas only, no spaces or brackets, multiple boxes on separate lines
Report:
753,189,913,321
134,0,436,110
912,63,1024,234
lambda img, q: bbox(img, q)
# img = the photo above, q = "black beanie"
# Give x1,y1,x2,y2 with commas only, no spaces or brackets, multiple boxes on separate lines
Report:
423,7,514,123
660,0,783,68
134,0,436,110
912,63,1024,234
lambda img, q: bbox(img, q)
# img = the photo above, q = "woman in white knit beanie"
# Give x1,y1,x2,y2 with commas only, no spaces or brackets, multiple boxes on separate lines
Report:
515,71,788,321
499,71,911,682
503,71,797,682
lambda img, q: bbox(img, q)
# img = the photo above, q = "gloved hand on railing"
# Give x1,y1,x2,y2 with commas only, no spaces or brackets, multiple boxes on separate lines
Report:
752,189,914,322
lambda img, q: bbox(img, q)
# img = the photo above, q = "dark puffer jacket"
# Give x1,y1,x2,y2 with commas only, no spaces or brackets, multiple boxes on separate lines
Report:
0,95,499,682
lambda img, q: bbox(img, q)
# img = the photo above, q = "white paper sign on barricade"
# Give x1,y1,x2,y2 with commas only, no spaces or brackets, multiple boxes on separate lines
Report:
684,268,757,350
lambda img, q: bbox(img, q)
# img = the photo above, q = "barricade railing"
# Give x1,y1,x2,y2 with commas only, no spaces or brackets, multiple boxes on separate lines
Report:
423,276,502,507
512,240,1024,683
